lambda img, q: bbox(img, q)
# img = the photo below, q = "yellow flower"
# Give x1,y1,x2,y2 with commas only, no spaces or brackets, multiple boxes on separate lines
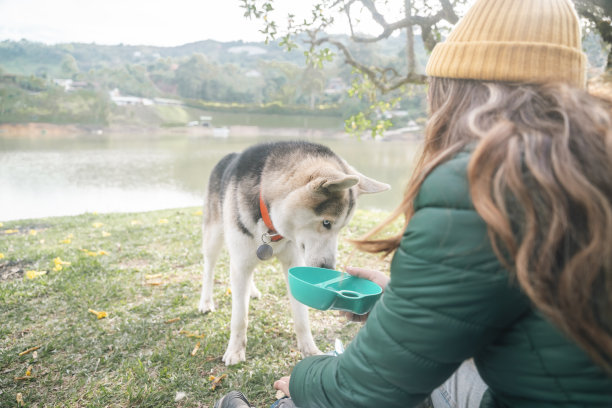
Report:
60,238,72,244
92,222,104,228
0,222,3,227
192,210,203,216
25,270,46,279
88,309,108,319
130,220,142,225
97,250,108,256
158,219,169,224
25,366,32,377
102,231,111,237
225,287,232,295
80,249,99,257
4,229,18,234
28,229,37,236
0,253,4,259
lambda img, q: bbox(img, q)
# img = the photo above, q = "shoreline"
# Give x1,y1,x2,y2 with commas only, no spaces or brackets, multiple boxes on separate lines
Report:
0,123,422,141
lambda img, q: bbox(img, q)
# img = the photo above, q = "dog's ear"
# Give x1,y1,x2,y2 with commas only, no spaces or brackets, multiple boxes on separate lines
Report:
338,159,390,195
356,173,390,195
310,173,359,193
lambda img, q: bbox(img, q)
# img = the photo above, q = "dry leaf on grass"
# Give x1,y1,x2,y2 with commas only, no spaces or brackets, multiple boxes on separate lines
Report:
18,345,41,356
210,373,227,390
191,342,201,356
88,309,108,319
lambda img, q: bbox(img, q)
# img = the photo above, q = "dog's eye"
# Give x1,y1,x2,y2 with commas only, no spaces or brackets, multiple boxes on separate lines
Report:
322,220,332,230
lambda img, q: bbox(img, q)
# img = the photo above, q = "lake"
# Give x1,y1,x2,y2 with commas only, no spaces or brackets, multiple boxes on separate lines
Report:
0,133,421,222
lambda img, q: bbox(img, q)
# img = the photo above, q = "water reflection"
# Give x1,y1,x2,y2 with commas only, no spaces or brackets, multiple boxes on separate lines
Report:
0,135,421,221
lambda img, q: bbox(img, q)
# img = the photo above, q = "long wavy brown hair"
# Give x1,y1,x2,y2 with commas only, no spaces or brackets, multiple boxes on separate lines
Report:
353,77,612,373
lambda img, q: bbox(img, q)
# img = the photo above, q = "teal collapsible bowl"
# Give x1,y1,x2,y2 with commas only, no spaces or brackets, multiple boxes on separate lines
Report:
288,266,382,315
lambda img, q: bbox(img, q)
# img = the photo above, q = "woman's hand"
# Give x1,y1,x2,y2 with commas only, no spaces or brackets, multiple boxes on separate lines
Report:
273,375,291,398
345,266,390,289
340,266,389,323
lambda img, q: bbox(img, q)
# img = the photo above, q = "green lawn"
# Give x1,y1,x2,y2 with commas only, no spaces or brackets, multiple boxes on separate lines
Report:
0,208,397,408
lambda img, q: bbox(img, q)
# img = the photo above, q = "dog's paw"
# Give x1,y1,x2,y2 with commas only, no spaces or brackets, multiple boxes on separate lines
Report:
222,348,246,366
249,286,262,299
299,343,322,357
198,299,215,314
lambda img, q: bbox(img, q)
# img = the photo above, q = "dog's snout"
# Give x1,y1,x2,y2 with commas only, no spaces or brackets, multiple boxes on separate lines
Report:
319,262,334,270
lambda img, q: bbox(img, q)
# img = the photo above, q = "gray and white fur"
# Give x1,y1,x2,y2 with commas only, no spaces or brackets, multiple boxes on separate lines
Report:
198,141,389,365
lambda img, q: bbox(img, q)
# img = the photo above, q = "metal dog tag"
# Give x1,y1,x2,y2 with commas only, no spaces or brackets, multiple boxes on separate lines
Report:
256,244,273,260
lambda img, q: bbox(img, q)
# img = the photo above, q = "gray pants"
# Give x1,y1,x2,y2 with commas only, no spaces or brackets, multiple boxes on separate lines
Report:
430,359,488,408
270,360,487,408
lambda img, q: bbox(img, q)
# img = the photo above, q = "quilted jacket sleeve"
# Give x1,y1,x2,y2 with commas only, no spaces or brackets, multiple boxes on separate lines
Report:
289,152,531,408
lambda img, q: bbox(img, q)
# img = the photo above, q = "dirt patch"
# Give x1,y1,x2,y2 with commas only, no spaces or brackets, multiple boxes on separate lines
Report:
0,259,32,281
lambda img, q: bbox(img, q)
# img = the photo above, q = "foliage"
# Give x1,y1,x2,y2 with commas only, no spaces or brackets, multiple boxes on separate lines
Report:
0,207,398,408
574,0,612,70
0,81,110,125
240,0,611,137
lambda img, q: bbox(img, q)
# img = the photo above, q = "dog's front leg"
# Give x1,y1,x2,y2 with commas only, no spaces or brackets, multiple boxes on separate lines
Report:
279,254,322,358
222,256,257,366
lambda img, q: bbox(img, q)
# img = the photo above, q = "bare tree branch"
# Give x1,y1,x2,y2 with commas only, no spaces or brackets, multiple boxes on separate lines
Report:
313,36,427,91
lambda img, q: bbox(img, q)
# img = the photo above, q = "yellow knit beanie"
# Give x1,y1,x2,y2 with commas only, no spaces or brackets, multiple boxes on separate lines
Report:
425,0,587,88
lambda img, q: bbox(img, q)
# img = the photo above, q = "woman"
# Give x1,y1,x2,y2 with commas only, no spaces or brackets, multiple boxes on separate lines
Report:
217,0,612,407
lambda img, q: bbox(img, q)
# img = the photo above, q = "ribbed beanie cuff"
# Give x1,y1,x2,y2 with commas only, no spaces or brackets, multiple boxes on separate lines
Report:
425,0,587,88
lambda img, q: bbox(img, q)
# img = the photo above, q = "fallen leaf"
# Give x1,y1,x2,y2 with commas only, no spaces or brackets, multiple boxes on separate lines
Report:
25,270,47,279
211,374,227,390
158,219,169,224
130,220,142,225
60,238,72,244
18,345,41,356
102,231,111,237
193,210,203,216
0,252,4,259
165,317,180,324
88,309,108,319
16,392,24,406
4,229,18,234
29,229,37,236
92,222,104,228
191,341,201,356
179,330,205,339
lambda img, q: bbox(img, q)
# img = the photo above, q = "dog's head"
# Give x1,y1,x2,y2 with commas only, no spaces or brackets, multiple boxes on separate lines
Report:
270,161,389,269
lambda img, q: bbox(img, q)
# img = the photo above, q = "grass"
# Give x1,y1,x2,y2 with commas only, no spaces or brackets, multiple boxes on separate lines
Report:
0,207,399,408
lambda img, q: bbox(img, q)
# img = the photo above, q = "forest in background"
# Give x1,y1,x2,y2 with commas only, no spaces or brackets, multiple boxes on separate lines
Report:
0,31,608,129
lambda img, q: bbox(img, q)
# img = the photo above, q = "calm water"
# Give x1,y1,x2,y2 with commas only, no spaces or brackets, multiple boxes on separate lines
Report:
0,133,421,221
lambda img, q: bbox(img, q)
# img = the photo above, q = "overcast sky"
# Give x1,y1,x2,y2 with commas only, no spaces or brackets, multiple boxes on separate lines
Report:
0,0,294,46
0,0,366,47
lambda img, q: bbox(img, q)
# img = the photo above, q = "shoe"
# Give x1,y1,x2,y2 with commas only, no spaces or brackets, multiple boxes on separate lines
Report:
213,390,252,408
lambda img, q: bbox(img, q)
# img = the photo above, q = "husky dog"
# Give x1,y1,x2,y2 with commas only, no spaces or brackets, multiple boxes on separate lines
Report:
198,141,389,366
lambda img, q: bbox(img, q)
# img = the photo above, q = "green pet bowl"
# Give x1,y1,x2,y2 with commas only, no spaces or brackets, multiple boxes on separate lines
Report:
288,266,383,315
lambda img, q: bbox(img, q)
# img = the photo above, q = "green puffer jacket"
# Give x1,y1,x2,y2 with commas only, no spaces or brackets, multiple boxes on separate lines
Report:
289,151,612,408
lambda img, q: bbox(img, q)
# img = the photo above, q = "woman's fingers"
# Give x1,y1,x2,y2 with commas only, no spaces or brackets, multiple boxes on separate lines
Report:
273,375,291,397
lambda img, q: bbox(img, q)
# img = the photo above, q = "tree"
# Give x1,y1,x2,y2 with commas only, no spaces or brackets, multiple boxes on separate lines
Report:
574,0,612,71
242,0,611,137
60,54,79,78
